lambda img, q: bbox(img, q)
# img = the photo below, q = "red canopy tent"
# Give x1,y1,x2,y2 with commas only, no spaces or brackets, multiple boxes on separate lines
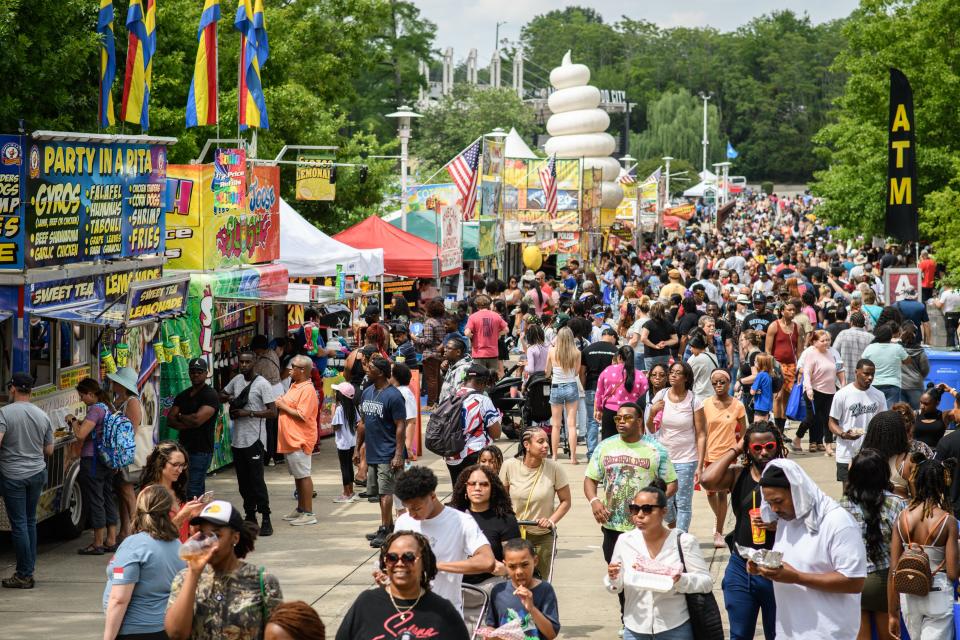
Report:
334,215,458,278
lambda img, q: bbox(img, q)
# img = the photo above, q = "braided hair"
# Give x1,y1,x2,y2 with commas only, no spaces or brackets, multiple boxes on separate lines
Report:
742,420,787,466
378,531,438,590
267,601,326,640
844,448,890,567
909,452,957,519
861,411,910,460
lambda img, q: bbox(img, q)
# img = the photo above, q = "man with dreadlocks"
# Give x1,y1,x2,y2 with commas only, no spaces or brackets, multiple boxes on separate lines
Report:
700,420,786,640
888,453,959,640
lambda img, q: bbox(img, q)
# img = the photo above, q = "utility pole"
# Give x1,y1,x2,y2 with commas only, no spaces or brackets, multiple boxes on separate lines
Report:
698,92,712,175
658,156,673,245
495,21,507,53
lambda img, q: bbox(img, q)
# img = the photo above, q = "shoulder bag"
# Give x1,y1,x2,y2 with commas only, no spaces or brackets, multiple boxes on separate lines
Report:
676,533,724,640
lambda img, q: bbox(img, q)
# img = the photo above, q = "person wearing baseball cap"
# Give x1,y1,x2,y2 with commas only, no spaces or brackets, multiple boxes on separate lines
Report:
743,293,777,336
167,358,220,501
330,381,359,504
166,500,283,638
894,286,931,343
0,372,53,588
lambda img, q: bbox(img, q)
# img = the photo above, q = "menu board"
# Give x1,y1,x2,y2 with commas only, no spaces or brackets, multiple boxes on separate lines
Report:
24,139,167,268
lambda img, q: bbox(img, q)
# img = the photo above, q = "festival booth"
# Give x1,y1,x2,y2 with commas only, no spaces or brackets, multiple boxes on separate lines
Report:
334,215,460,279
0,131,184,536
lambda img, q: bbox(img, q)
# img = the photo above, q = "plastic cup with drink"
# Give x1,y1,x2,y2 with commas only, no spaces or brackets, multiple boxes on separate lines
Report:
179,532,219,561
749,492,765,545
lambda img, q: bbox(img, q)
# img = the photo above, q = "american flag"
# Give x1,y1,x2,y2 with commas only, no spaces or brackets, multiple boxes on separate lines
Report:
618,168,636,184
447,140,481,220
539,154,558,216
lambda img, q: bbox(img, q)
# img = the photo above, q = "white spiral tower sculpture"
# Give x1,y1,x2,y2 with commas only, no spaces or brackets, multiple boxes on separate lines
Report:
544,51,623,210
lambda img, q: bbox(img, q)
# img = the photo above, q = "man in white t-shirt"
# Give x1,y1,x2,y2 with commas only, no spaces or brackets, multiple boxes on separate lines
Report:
755,459,867,640
393,466,495,613
828,359,885,486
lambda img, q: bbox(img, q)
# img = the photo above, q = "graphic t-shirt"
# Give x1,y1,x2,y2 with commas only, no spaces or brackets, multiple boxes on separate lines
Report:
447,390,500,464
829,384,887,464
467,309,508,358
359,385,407,464
585,436,677,532
486,580,561,639
334,587,469,640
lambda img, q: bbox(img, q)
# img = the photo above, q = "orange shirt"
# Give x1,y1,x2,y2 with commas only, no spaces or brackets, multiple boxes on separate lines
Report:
703,396,746,463
277,380,319,454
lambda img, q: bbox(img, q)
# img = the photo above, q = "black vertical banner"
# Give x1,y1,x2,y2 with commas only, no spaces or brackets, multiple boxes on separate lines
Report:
886,68,919,243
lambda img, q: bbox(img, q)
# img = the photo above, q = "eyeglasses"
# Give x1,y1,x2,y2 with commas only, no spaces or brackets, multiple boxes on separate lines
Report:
466,481,490,488
748,442,778,454
628,504,660,515
613,415,636,423
166,461,187,470
384,551,420,566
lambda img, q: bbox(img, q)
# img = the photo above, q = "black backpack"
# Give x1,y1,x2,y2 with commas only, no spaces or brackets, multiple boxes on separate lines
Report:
424,392,475,457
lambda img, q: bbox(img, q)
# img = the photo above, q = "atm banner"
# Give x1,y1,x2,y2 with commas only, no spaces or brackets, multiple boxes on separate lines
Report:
24,139,167,268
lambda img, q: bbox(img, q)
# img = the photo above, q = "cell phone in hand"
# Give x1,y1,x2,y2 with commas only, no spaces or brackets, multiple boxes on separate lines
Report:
199,491,215,504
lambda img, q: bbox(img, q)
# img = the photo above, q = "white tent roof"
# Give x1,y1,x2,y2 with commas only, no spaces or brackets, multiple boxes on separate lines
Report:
279,198,384,278
698,169,718,182
505,127,538,159
682,181,718,198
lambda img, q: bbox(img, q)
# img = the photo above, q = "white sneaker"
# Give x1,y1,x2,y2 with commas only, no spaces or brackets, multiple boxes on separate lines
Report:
282,509,301,521
289,512,318,526
618,626,624,638
333,494,355,504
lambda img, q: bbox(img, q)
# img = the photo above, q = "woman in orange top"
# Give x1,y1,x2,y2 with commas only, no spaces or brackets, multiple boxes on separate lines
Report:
701,369,747,549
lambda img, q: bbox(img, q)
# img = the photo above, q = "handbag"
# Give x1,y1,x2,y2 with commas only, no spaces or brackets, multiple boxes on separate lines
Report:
676,533,724,640
785,374,807,421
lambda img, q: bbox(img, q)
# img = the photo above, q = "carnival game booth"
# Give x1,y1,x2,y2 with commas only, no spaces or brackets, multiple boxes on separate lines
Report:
0,131,184,537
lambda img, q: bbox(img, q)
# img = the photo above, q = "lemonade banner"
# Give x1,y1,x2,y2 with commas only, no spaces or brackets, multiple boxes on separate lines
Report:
295,153,335,201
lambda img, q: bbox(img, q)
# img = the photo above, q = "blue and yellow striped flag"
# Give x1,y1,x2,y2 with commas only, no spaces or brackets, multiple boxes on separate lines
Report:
121,0,157,131
97,0,116,128
235,0,269,130
186,0,221,128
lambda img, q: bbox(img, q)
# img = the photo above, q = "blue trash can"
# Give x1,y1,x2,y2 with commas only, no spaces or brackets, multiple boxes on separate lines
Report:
924,348,960,411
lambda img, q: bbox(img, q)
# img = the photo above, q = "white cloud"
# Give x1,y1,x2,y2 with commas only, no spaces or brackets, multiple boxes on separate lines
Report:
413,0,858,62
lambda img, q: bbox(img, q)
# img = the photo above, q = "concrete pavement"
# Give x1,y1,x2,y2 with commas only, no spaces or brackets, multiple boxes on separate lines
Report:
0,427,842,638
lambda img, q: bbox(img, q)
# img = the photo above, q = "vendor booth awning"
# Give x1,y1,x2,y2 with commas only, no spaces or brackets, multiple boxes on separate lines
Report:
683,181,718,198
383,210,482,261
334,216,458,278
279,199,384,278
32,301,128,327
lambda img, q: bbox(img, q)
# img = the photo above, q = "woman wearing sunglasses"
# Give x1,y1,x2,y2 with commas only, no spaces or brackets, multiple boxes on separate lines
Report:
701,370,748,549
335,531,470,640
604,479,712,640
700,422,786,640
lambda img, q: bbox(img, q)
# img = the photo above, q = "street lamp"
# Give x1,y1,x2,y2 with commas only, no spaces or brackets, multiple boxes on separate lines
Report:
698,92,712,176
658,156,673,244
386,105,422,231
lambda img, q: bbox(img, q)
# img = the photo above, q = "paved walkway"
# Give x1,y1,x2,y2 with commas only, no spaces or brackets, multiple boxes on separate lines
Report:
0,429,841,638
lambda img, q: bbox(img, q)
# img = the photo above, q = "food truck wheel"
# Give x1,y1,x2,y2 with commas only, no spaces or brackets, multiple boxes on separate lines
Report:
53,479,85,539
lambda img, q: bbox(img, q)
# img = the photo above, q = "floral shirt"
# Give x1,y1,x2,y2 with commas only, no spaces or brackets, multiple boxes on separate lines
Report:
167,561,282,640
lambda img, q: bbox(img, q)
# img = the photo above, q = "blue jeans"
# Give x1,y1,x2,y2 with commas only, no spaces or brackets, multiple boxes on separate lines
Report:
722,553,777,640
187,451,213,500
644,355,672,371
667,461,697,532
901,387,923,410
876,384,901,409
584,390,601,459
0,469,46,577
624,621,693,639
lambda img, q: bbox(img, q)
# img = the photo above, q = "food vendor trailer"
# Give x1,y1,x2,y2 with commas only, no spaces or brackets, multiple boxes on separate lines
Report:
0,131,181,537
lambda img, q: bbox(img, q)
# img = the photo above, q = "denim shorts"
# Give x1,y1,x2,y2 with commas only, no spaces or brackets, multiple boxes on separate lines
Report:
550,381,579,405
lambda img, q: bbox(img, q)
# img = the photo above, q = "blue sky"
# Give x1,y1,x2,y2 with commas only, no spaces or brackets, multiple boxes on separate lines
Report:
412,0,860,62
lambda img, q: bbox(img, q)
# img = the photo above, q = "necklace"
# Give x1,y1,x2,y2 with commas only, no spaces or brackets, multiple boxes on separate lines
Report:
388,585,424,613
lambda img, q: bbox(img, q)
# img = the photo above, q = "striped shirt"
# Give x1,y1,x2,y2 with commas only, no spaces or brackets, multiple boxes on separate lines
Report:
833,327,874,381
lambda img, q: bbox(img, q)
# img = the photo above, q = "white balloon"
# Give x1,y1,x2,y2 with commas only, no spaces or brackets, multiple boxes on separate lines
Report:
583,156,622,182
547,85,601,114
600,181,625,209
550,51,591,89
544,132,617,158
546,109,610,137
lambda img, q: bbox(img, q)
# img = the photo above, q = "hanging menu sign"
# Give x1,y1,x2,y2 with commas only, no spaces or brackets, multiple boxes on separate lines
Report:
25,139,167,268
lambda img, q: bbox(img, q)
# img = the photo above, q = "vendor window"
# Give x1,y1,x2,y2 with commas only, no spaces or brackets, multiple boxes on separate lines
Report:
29,319,53,387
58,321,87,368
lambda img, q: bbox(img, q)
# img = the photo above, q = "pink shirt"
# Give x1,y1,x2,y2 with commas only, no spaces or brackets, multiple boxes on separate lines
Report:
594,364,648,411
466,309,507,358
803,348,839,394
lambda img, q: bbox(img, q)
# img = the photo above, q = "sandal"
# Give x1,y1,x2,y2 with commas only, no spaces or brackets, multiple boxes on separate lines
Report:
103,542,119,552
808,445,817,453
816,444,826,452
77,544,105,556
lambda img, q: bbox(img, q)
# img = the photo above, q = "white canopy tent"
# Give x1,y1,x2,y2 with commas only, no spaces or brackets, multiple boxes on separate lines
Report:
505,127,538,159
279,198,384,278
682,181,718,198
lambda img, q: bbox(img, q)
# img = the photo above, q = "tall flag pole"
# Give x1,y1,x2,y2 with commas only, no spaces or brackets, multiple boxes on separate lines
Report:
447,140,481,220
886,68,919,244
121,0,156,131
97,0,117,128
186,0,221,128
539,154,558,218
235,0,269,130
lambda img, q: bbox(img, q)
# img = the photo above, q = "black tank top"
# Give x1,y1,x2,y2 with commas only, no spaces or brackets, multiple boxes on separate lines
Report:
729,466,776,551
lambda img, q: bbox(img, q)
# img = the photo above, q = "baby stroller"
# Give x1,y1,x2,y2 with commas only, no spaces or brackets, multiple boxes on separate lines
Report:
488,364,524,439
522,373,570,457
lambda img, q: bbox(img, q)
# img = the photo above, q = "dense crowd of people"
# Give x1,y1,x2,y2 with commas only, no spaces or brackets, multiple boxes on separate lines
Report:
2,190,960,639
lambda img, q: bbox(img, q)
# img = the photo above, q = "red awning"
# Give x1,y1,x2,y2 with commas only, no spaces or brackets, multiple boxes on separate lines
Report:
334,216,458,278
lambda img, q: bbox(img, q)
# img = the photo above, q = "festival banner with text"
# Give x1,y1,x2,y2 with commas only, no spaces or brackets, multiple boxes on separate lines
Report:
886,68,919,243
24,139,167,268
0,135,25,268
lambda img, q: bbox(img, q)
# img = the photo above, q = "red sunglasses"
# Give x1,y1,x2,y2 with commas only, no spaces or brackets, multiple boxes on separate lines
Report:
749,442,777,454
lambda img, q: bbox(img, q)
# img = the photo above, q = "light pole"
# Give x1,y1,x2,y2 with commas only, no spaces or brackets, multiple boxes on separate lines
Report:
495,21,507,54
386,105,422,231
698,92,712,176
658,156,673,244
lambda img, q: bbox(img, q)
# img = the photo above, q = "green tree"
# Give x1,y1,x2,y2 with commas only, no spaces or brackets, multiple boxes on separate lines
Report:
630,89,725,173
519,6,624,81
410,85,538,176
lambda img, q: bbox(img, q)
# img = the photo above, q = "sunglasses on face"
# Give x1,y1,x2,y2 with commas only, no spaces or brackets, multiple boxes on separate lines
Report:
711,379,728,386
628,504,660,515
384,551,419,566
613,415,636,423
749,442,778,454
